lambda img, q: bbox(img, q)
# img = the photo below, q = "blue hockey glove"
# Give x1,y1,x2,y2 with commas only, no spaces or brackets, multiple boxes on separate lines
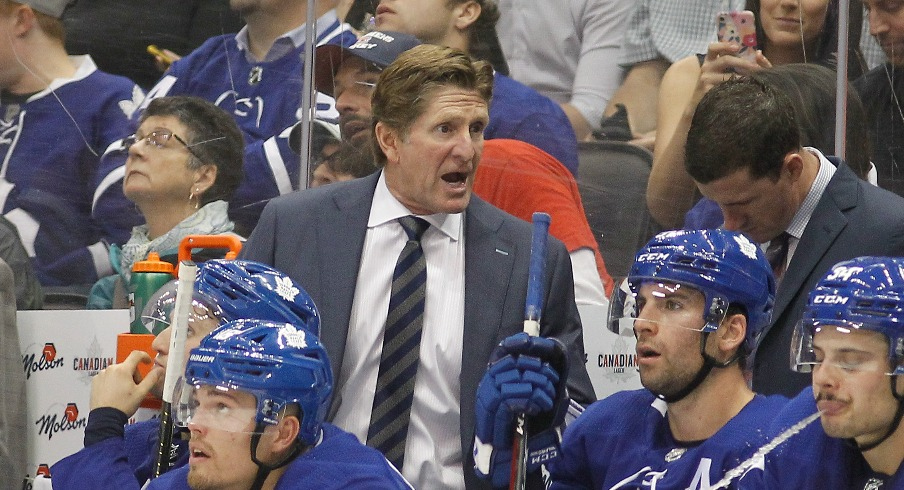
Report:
473,332,569,487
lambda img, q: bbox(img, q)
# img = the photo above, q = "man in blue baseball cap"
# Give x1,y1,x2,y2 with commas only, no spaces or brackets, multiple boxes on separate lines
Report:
314,30,423,149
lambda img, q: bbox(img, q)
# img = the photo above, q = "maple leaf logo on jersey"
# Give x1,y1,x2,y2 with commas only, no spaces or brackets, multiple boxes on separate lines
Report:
280,324,308,349
118,85,145,119
733,235,758,260
274,276,300,302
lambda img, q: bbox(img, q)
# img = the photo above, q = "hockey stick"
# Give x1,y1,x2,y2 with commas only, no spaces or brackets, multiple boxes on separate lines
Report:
510,212,551,490
152,260,198,477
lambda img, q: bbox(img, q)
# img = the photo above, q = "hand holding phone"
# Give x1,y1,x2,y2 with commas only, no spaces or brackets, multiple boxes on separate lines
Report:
717,11,758,62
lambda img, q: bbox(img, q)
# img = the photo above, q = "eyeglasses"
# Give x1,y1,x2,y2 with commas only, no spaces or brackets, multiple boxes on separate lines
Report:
123,129,225,161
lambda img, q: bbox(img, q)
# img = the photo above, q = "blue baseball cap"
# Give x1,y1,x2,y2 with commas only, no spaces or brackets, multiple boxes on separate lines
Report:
315,30,423,97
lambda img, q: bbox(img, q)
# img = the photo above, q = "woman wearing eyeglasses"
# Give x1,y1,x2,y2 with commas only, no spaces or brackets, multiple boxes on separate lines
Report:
87,96,244,309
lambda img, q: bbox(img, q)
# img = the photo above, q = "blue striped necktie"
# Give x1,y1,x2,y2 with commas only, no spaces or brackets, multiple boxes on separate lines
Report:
366,215,429,469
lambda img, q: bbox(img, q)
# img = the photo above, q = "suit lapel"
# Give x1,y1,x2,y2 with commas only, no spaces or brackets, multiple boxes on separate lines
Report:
319,173,377,410
771,163,857,323
461,197,517,452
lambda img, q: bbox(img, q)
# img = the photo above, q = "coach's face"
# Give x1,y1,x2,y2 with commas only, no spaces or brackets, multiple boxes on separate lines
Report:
696,159,802,244
376,85,488,215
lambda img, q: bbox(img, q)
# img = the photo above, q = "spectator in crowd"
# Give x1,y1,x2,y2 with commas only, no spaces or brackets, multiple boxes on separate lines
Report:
63,0,243,90
0,0,144,287
316,32,615,308
685,76,904,398
310,142,378,187
53,260,412,488
374,0,581,175
684,63,873,230
649,0,864,229
241,44,595,489
495,0,634,140
603,0,883,146
97,0,358,235
855,0,904,197
740,257,904,489
473,229,784,487
87,96,243,309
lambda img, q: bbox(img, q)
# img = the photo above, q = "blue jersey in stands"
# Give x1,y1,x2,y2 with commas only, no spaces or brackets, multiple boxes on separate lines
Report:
739,387,904,490
488,73,579,177
0,55,142,286
102,11,358,233
50,418,188,489
147,423,411,489
549,389,787,489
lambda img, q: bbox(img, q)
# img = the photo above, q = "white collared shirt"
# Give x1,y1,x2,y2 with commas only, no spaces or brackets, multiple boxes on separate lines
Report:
234,9,339,62
333,171,466,488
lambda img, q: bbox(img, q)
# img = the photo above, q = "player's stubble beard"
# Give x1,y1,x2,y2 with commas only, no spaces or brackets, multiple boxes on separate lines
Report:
640,353,707,401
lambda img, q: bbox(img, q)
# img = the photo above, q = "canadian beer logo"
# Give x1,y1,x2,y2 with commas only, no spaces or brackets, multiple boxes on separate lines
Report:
35,402,87,440
22,342,64,379
74,337,113,385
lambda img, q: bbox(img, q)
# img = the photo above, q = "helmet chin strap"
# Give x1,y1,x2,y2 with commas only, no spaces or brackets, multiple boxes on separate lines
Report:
852,375,904,453
660,331,742,404
248,421,307,490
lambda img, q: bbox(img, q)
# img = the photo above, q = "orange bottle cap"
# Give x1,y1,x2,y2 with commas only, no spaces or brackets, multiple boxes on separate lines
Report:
132,251,175,274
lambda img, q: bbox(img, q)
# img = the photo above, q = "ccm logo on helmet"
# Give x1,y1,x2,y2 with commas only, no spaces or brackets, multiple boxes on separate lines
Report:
637,253,670,263
813,294,849,305
826,266,864,282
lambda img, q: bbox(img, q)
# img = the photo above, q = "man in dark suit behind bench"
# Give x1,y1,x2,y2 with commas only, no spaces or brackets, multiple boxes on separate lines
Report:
241,43,595,489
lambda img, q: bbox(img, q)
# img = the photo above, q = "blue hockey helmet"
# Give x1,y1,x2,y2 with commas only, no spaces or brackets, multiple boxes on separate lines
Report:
194,260,320,336
141,260,320,337
793,257,904,375
622,229,776,351
178,319,333,446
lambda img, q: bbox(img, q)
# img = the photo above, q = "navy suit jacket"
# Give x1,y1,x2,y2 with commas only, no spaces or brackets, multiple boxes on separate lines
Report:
752,161,904,397
241,171,595,489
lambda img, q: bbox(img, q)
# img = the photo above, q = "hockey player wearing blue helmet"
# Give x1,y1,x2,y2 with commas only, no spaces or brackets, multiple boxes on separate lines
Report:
475,229,787,488
741,257,904,489
50,260,347,489
146,319,410,489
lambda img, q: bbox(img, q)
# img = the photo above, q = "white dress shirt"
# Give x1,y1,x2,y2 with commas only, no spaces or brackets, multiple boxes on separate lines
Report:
333,172,466,488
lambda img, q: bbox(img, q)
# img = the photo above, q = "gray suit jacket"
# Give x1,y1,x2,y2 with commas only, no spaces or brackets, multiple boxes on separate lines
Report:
241,172,595,489
752,161,904,397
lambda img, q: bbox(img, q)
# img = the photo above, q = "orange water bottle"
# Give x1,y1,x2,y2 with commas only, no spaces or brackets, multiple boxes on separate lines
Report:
129,252,175,334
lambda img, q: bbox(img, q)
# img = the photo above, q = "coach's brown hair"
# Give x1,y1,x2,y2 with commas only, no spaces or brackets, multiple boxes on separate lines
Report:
370,44,494,166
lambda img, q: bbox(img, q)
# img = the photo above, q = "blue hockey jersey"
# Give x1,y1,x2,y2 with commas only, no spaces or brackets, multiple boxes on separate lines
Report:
740,387,904,490
120,11,358,233
0,55,143,286
50,418,188,489
146,423,411,489
549,389,787,489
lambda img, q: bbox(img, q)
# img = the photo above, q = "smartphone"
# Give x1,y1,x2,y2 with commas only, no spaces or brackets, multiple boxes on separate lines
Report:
717,11,758,62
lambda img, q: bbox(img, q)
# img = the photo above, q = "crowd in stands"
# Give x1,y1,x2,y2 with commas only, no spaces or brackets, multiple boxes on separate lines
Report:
3,0,904,487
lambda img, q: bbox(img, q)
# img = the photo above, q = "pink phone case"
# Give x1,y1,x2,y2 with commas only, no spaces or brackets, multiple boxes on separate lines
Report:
717,11,758,62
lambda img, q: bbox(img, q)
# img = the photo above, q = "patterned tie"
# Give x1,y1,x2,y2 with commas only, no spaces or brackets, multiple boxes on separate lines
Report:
765,232,791,281
366,215,429,469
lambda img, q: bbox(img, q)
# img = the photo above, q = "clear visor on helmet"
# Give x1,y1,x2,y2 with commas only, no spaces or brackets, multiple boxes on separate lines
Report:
791,320,902,376
141,280,227,333
608,281,725,336
174,381,269,434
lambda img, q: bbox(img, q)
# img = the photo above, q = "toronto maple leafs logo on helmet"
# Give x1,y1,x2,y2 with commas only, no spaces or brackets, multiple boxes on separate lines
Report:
275,276,300,302
279,324,308,349
733,234,758,260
